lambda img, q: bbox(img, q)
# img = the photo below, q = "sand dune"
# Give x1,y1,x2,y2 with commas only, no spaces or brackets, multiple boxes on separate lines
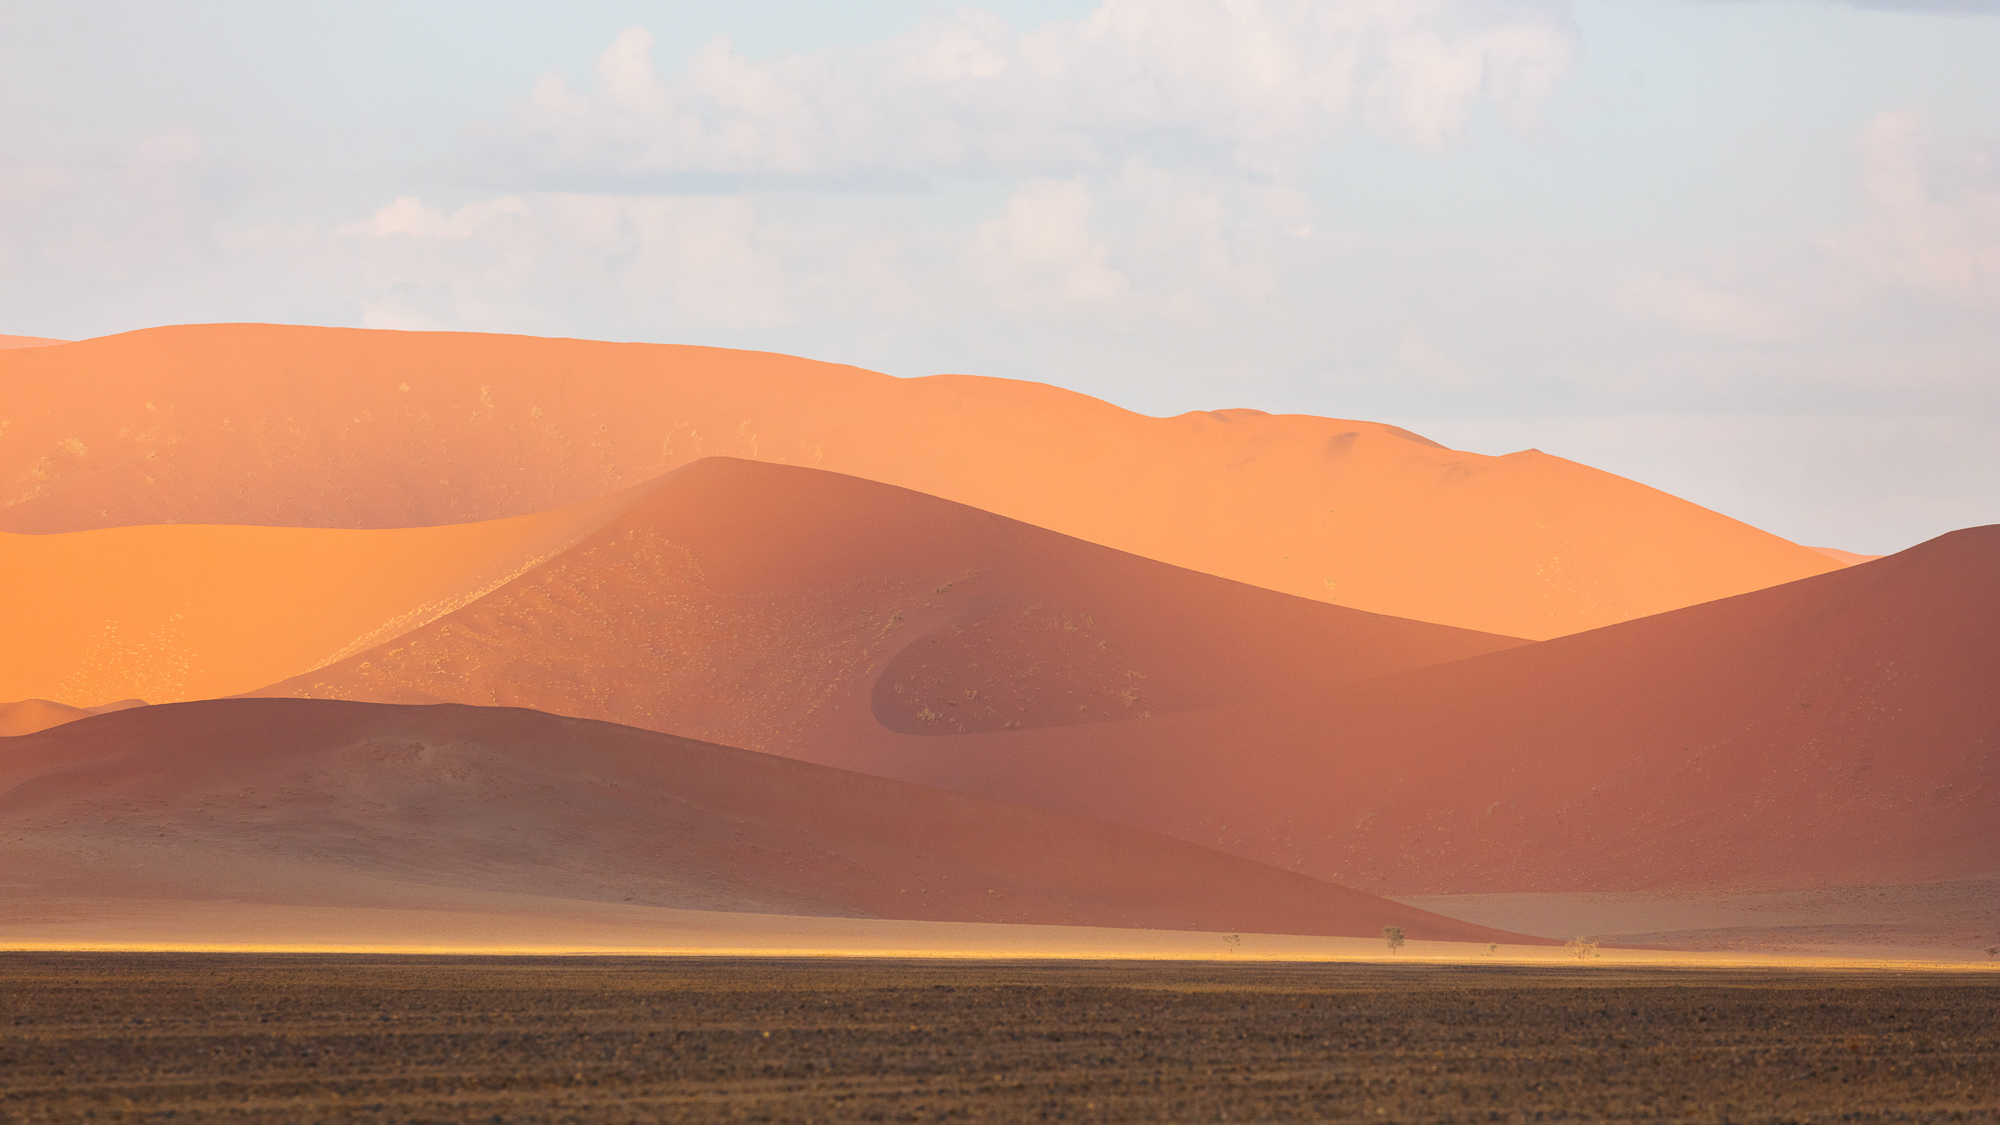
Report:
0,335,66,349
1395,877,2000,958
0,698,1532,945
800,526,2000,898
0,324,1839,638
1809,546,1885,566
242,462,1992,901
0,489,643,707
253,458,1523,752
0,698,144,737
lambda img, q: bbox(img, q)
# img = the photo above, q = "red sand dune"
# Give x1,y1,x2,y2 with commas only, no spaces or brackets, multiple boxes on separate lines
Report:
255,458,1523,755
0,335,66,349
0,698,144,737
0,323,1838,638
813,527,2000,897
0,490,644,707
0,698,1534,944
249,460,1994,896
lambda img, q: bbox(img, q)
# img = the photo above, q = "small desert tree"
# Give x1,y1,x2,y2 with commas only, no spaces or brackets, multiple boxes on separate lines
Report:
1383,925,1406,954
1986,945,1998,960
1565,937,1599,960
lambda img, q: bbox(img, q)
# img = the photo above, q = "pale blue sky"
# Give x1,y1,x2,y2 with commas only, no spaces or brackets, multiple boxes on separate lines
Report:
2,0,1995,552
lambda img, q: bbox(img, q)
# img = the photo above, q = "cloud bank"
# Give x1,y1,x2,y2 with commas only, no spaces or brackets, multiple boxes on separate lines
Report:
482,0,1578,188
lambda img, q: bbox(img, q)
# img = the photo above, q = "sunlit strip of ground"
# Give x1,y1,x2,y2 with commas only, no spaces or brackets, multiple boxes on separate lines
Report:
6,900,1996,970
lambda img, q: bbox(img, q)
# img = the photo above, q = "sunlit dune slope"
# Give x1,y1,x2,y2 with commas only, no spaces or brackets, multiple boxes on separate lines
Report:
812,527,2000,897
0,323,1839,637
1809,546,1884,566
0,335,66,349
0,698,1534,944
254,458,1523,753
0,490,643,708
0,698,143,737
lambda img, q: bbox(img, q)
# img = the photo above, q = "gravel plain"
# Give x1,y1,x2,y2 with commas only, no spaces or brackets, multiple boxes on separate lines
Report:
2,953,1996,1123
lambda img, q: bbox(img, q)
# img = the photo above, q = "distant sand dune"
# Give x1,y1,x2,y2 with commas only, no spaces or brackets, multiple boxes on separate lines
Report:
0,697,144,737
0,490,642,707
252,458,1523,754
0,698,1534,946
0,335,66,350
817,526,1999,898
238,461,1997,914
0,324,1840,638
1809,545,1885,566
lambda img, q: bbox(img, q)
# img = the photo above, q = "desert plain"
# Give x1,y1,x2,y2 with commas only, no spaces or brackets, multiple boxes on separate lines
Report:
1,325,1995,1120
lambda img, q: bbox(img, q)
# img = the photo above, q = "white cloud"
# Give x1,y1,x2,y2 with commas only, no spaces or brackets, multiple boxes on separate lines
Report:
1616,272,1799,340
972,178,1128,303
344,195,529,239
488,0,1579,186
335,192,794,333
1833,110,2000,307
0,129,218,280
1610,113,2000,359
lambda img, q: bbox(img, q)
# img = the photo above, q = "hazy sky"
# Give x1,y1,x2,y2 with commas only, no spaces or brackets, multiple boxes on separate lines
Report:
3,0,1996,552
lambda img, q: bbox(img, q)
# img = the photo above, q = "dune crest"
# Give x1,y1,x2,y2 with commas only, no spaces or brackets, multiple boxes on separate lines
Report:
251,458,1524,752
0,698,1536,945
816,527,2000,897
0,697,144,737
242,464,1993,903
0,324,1839,638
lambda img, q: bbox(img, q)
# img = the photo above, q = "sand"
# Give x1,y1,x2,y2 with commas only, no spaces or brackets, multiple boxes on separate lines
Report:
0,323,1841,638
800,526,2000,900
1809,545,1885,565
0,334,66,349
0,489,643,706
9,957,1994,1124
0,697,144,737
0,697,1531,945
225,462,1995,915
9,901,1996,967
252,458,1522,753
1396,878,2000,960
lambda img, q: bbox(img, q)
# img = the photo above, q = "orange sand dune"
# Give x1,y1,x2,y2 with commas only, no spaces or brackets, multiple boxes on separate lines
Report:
0,335,66,349
0,698,143,737
818,527,2000,897
0,324,1838,637
0,489,643,707
0,698,1535,945
1809,545,1885,566
254,458,1523,751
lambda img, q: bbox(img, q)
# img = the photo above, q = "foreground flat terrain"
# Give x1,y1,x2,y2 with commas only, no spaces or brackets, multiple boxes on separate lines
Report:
2,955,1995,1123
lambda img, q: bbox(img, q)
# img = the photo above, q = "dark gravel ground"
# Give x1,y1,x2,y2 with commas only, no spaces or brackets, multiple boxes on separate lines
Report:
1,953,1995,1123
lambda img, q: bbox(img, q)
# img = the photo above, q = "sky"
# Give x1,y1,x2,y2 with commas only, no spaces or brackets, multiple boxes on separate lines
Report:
2,0,1996,554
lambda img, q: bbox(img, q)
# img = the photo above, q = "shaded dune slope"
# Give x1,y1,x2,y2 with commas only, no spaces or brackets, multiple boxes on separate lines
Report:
820,528,2000,897
256,458,1523,752
0,698,1533,944
0,324,1838,638
0,698,145,738
0,489,645,707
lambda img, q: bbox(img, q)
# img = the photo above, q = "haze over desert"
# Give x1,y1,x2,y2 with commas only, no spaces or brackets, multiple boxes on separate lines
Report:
2,326,1990,966
4,2,1997,1119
